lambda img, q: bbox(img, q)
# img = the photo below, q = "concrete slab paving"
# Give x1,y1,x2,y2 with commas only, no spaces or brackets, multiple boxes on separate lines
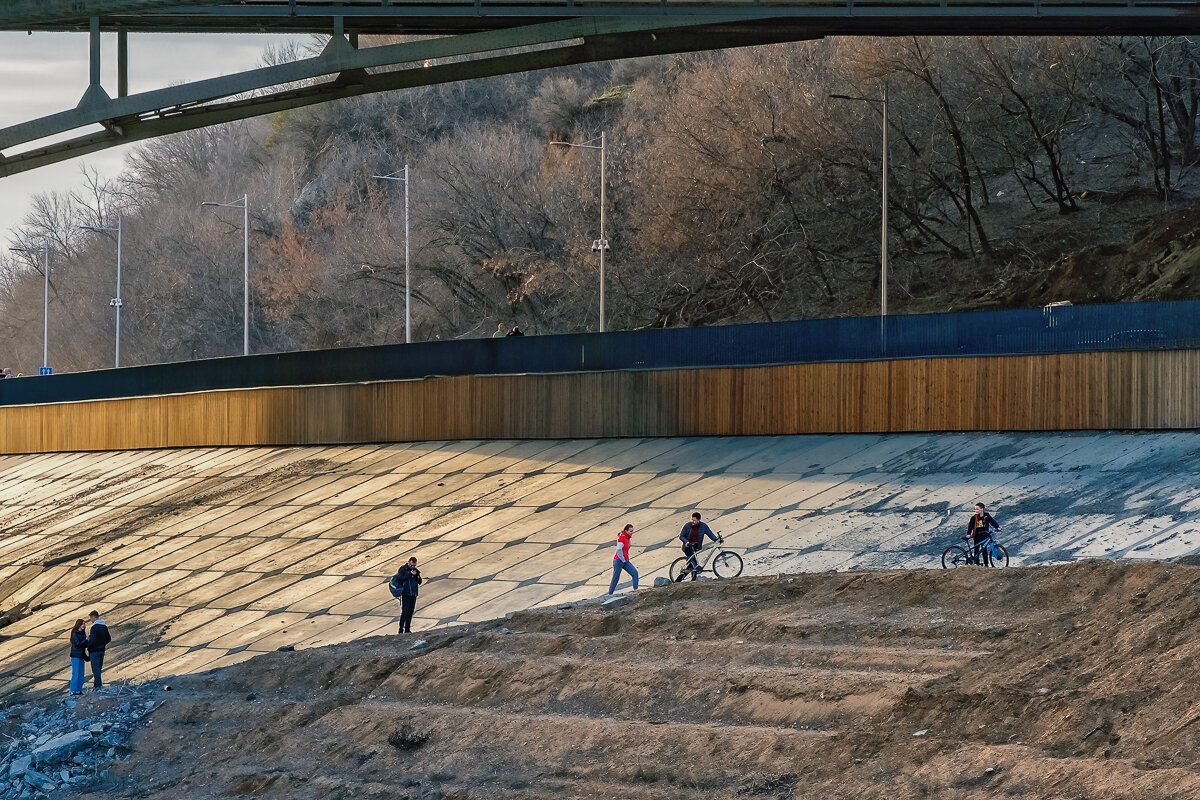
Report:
9,432,1200,701
169,609,272,648
285,575,386,614
503,439,596,473
746,476,848,510
207,574,302,610
295,616,396,648
247,614,349,652
602,472,703,508
117,645,195,682
498,544,603,583
172,539,258,572
171,573,262,609
283,539,379,575
448,542,554,581
282,505,383,540
203,504,303,539
208,612,311,650
457,583,564,623
419,579,521,620
403,506,496,542
470,439,563,473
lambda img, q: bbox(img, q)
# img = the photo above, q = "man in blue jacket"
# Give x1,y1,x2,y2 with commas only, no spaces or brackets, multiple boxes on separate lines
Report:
86,610,111,690
676,512,720,581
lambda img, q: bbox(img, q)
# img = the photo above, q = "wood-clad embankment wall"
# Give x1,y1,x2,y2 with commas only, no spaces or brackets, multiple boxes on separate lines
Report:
0,350,1196,454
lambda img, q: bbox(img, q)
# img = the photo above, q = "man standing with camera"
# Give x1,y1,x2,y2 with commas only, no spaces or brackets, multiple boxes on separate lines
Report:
390,557,423,634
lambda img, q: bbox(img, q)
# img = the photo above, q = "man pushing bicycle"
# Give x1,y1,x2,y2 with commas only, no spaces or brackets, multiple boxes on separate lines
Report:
967,502,1001,566
676,511,721,582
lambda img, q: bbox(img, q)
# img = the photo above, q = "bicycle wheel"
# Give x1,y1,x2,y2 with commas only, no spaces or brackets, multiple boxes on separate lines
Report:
941,546,971,569
711,551,744,578
986,543,1009,568
669,557,693,583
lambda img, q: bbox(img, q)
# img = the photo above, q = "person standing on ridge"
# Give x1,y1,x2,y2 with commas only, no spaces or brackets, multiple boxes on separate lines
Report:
492,322,507,338
967,502,1001,566
86,610,111,690
609,524,639,594
68,619,88,696
391,557,423,634
676,512,720,581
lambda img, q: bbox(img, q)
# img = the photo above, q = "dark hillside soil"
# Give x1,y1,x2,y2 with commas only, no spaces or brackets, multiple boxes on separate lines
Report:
75,561,1200,799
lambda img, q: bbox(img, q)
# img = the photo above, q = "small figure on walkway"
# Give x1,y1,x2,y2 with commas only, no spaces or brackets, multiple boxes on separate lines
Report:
1,367,12,378
68,619,88,696
86,610,111,690
676,511,719,582
390,557,423,634
967,502,1001,566
608,523,639,594
505,325,525,337
492,322,507,338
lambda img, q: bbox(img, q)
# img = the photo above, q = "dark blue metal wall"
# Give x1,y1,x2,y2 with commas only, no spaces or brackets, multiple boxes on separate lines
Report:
3,300,1198,407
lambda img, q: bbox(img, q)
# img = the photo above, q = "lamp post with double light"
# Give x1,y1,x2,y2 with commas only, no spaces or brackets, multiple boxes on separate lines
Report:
200,195,250,356
10,243,51,373
830,87,889,351
551,133,610,333
372,165,413,343
80,217,123,368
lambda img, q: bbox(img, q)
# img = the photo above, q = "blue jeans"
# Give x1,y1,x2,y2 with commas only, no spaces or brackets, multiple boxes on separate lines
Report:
89,651,105,689
69,657,85,694
609,560,638,594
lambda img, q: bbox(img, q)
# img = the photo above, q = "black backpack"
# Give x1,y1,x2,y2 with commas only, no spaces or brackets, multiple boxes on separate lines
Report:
388,573,404,598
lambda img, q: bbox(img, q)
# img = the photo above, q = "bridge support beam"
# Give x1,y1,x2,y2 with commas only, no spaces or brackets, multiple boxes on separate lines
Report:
1,2,1198,178
0,14,816,178
118,29,128,98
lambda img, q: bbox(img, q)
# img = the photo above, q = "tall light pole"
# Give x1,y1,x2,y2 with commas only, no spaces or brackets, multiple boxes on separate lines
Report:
81,217,123,368
201,195,250,356
830,87,889,351
10,243,51,373
551,133,610,333
373,165,412,343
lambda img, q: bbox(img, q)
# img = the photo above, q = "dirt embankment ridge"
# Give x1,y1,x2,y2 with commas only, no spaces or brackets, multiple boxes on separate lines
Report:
1002,202,1200,307
83,561,1200,799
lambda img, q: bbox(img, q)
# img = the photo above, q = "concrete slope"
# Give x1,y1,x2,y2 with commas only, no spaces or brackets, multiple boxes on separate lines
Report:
0,432,1197,698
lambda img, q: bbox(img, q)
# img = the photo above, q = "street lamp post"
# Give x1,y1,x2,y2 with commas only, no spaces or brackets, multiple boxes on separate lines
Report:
81,217,123,368
372,166,412,344
10,243,51,372
201,195,250,356
551,133,610,333
830,87,889,351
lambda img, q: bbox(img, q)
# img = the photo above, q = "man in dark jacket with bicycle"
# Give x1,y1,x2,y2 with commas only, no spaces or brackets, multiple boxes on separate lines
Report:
676,512,720,581
967,503,1001,566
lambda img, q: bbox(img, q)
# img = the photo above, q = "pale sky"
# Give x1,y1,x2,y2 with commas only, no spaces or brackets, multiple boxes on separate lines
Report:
0,31,299,242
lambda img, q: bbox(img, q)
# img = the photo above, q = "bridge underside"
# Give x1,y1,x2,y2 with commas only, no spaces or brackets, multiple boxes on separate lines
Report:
1,1,1198,177
6,1,1199,36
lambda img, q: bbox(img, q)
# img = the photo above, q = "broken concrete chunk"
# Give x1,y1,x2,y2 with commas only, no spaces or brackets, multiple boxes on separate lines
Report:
32,729,92,766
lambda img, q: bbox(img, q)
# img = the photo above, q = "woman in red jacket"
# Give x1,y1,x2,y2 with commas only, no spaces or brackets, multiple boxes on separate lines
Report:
608,524,639,594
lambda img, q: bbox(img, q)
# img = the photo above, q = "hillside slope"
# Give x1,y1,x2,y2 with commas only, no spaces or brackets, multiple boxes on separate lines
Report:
999,202,1200,309
3,432,1200,702
74,561,1200,799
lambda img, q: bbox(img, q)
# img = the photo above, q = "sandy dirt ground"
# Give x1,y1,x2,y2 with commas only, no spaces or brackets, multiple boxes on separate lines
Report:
55,560,1200,799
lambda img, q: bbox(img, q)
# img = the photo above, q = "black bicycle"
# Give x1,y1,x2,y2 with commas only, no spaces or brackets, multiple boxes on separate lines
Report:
942,534,1009,569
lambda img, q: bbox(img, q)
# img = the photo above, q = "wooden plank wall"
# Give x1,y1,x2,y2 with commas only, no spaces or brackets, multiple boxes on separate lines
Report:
1,349,1198,454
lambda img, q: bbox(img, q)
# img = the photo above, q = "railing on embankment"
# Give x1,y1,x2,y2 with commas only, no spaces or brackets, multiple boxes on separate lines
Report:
1,300,1199,453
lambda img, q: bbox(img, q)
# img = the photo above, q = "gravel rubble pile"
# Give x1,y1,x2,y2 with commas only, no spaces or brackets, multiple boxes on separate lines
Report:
0,685,158,799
